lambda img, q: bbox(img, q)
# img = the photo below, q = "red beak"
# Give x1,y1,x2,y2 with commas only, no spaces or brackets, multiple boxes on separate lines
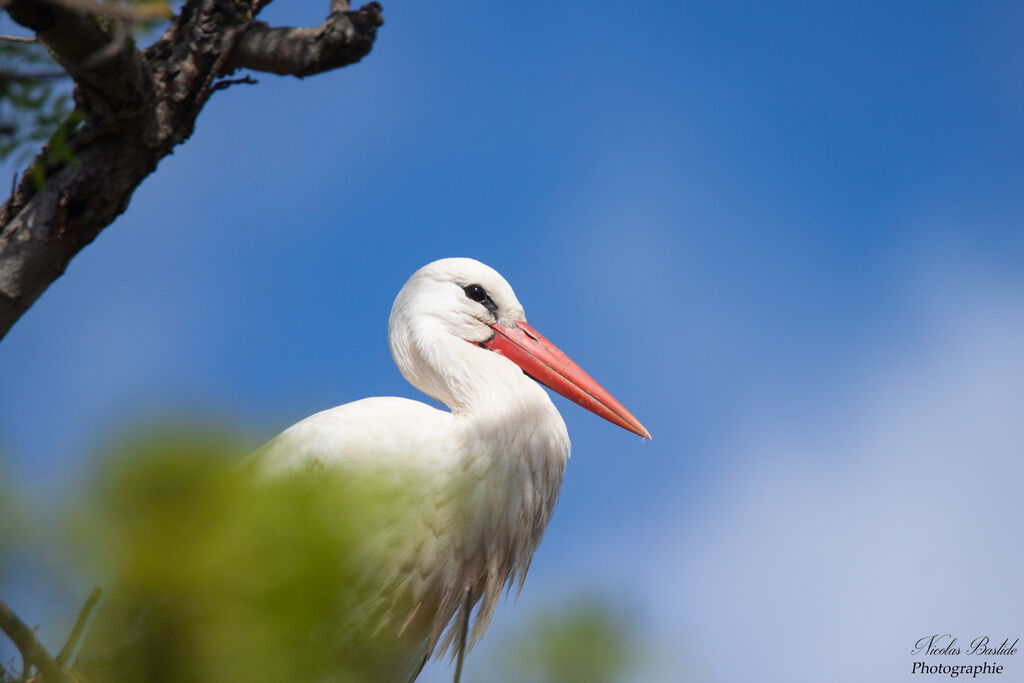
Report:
482,321,651,439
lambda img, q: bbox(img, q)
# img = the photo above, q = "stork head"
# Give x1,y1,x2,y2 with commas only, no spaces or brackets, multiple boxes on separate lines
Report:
389,258,650,439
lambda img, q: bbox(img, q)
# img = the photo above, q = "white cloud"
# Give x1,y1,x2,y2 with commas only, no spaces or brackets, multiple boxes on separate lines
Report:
633,275,1024,682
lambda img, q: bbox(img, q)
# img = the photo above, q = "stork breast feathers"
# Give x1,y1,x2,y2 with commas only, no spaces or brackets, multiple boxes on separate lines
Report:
252,390,569,663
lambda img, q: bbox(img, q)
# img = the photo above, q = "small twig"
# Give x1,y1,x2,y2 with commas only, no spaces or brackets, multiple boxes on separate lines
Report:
192,23,255,118
0,597,71,683
453,586,472,683
0,34,36,43
208,74,259,94
56,587,102,665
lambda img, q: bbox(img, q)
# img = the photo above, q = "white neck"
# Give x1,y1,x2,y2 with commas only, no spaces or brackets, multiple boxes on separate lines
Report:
391,318,571,653
391,310,531,408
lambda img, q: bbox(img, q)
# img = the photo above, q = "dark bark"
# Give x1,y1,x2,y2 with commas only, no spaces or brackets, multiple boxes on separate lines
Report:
0,0,384,341
227,3,383,77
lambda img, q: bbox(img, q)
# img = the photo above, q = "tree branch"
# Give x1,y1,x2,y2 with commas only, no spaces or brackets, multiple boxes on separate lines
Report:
0,597,71,683
0,117,159,341
56,587,102,665
0,1,384,341
225,1,383,77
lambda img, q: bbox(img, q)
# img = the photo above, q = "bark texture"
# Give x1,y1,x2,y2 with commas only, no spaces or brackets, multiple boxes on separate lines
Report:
0,0,383,341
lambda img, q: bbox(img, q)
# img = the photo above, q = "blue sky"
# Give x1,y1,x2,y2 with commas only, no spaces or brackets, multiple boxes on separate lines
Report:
2,1,1024,680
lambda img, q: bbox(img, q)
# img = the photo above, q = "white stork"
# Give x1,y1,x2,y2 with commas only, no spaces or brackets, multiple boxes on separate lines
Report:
253,257,649,680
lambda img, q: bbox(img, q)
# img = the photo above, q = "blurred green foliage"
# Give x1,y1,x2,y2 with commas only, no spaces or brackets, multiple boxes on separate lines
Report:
2,426,643,683
54,428,428,683
499,597,636,683
0,41,74,166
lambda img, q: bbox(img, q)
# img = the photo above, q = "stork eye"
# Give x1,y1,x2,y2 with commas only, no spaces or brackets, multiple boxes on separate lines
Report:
463,284,487,302
463,283,499,319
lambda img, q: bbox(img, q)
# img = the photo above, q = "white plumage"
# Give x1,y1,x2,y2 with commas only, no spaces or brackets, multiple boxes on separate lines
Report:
253,258,648,680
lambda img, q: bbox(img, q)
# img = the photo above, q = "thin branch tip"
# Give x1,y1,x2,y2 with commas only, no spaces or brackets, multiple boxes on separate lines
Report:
360,1,384,26
56,587,102,666
0,597,71,683
224,1,384,78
